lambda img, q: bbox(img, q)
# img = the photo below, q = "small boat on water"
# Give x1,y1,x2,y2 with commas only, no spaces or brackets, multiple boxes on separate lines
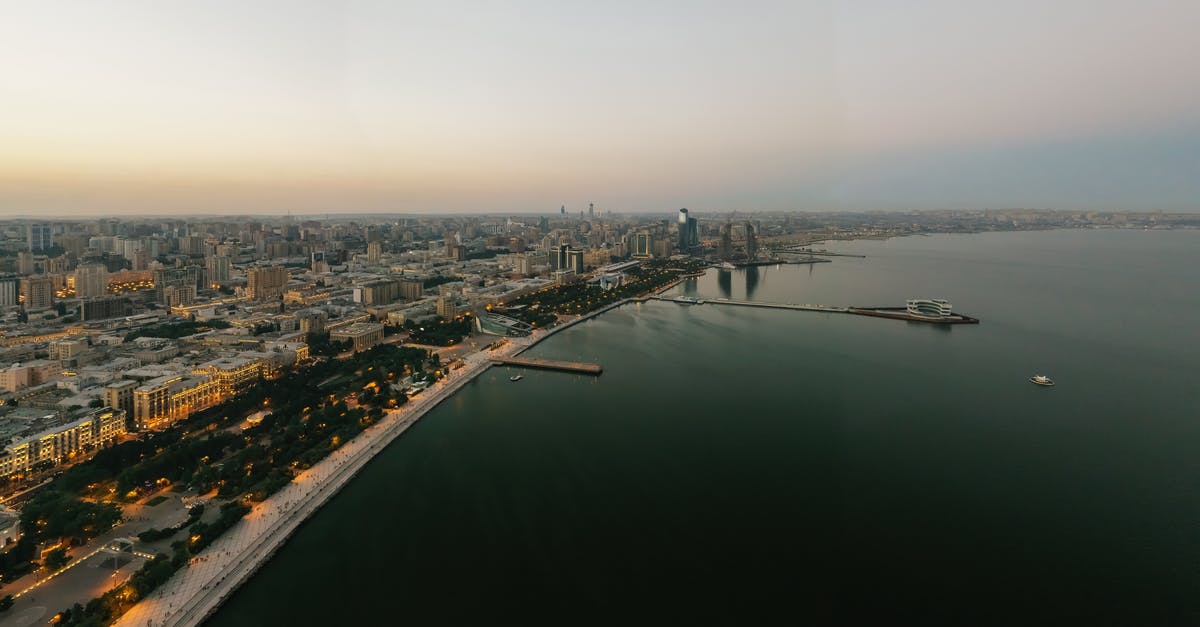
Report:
1029,375,1054,387
510,375,523,382
717,261,736,271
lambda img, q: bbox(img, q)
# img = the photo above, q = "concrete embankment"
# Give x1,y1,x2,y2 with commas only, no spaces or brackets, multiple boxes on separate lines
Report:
115,345,518,627
116,280,687,626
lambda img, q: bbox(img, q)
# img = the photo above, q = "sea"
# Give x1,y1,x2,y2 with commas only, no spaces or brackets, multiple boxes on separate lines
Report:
208,229,1200,626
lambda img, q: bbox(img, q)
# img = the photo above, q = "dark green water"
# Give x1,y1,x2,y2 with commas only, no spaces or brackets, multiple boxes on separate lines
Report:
209,230,1200,625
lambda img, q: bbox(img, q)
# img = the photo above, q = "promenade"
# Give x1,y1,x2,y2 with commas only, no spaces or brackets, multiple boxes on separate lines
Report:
113,295,649,627
115,335,535,627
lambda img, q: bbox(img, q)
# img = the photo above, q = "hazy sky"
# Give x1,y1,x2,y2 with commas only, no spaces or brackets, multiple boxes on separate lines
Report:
2,0,1198,215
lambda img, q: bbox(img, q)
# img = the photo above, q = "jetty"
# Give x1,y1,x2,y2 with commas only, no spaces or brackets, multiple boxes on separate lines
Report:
491,356,603,375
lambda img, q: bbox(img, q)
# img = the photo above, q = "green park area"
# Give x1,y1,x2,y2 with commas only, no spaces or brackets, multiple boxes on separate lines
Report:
0,344,438,626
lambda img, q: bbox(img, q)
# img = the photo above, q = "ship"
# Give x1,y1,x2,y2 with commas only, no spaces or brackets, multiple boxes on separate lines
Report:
1029,375,1054,386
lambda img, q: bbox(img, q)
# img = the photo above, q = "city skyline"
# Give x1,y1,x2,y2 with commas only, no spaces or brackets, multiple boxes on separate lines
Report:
4,1,1200,215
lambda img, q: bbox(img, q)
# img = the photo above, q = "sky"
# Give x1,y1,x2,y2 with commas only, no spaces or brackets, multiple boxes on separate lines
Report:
2,0,1198,215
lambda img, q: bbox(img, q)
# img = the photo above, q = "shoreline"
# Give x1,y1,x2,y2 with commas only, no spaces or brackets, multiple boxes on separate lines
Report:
115,335,533,627
113,291,654,626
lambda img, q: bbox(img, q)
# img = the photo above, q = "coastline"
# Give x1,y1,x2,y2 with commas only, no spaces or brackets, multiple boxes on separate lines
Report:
113,292,656,626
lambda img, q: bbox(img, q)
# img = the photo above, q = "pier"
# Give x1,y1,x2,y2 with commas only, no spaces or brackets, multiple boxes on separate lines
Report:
651,296,980,323
491,356,603,375
651,295,849,313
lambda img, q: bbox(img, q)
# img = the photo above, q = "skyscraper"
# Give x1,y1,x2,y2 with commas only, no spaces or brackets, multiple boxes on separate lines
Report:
744,221,758,261
28,224,52,252
718,223,733,261
75,262,109,299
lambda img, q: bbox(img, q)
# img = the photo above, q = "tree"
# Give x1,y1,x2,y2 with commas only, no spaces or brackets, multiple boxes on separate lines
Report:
44,548,70,571
88,399,105,408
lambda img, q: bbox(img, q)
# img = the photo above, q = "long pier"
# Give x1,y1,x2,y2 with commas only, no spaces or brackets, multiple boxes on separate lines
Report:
491,356,603,375
650,296,979,324
650,295,849,313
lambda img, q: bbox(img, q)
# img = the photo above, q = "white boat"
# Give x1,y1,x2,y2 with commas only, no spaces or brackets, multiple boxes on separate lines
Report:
717,262,736,270
510,375,523,382
1029,375,1054,386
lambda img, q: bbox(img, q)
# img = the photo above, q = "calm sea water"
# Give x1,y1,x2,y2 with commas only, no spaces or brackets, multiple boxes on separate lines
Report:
208,230,1200,625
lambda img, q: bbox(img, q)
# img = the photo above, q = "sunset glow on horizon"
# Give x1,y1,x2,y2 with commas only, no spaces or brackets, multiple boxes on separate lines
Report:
3,1,1199,215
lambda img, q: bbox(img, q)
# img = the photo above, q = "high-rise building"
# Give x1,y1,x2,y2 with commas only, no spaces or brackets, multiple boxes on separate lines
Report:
28,224,52,252
75,262,109,299
152,267,199,305
631,232,654,258
20,276,53,309
81,296,133,321
677,209,690,250
246,265,288,300
718,223,733,260
131,248,149,271
16,251,34,276
205,255,231,285
0,275,18,306
744,221,758,261
366,241,382,264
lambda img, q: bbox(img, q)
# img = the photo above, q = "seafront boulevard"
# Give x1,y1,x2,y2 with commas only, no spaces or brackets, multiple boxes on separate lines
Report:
112,301,630,627
114,334,535,627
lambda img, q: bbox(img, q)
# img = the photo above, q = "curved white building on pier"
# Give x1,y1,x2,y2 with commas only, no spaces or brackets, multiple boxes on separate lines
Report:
906,298,953,318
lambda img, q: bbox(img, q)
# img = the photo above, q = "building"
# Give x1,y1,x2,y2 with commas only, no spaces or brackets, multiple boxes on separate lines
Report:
28,223,53,253
0,275,18,307
152,267,199,306
718,223,733,260
49,338,89,363
398,278,424,300
103,379,138,421
744,221,758,260
436,292,457,319
330,322,385,352
20,276,54,309
0,408,127,478
133,375,219,430
366,241,382,264
906,298,953,319
356,279,404,306
298,311,327,336
206,255,232,285
631,232,654,259
75,262,109,299
677,209,690,250
16,251,34,276
192,356,265,397
246,265,288,300
81,296,134,321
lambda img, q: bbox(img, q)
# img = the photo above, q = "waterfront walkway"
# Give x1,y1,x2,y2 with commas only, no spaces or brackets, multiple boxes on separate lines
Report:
115,336,535,627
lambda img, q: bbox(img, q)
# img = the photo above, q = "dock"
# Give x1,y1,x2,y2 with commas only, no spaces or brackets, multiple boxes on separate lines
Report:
651,295,848,313
491,356,603,375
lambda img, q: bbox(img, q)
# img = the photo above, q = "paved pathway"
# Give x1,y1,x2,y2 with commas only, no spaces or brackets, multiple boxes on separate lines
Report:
115,336,534,627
